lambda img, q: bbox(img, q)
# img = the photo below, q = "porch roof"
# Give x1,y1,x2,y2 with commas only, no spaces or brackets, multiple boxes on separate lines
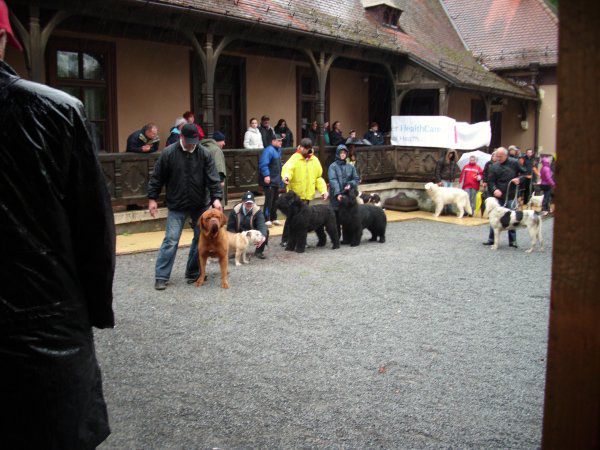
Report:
150,0,535,99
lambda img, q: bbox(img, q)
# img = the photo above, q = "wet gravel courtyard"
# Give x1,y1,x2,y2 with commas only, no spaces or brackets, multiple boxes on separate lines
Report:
97,218,553,448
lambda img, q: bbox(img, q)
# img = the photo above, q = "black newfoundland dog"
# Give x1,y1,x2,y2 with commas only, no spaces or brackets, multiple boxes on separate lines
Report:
338,191,387,246
276,191,340,253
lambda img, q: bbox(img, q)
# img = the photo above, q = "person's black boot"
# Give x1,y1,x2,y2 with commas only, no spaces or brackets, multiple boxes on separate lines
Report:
155,280,167,290
509,242,519,249
482,241,494,246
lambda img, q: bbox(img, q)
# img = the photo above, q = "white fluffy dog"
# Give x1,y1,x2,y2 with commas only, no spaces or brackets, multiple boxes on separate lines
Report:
424,182,472,218
484,197,543,253
527,193,544,210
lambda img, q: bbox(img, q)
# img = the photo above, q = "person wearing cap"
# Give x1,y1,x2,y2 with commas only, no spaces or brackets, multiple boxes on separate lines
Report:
364,122,384,145
508,145,520,159
280,137,329,245
259,115,276,148
166,117,187,146
259,133,284,227
227,192,268,259
148,123,223,290
1,1,115,446
126,122,160,153
200,131,227,189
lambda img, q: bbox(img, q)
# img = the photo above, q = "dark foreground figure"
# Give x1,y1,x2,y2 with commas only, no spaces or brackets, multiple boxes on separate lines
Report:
338,192,387,246
276,191,340,253
0,9,116,447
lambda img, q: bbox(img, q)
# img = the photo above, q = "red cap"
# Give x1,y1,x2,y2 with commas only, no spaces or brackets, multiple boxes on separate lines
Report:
0,1,23,52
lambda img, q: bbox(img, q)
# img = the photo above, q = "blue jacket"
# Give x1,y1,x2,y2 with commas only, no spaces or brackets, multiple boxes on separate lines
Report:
258,144,283,187
328,145,360,208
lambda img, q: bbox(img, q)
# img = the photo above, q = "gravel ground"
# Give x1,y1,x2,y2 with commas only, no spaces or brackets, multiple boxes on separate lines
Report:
97,218,553,449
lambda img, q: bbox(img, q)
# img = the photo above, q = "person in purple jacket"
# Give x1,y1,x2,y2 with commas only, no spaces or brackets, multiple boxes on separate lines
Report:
539,156,556,215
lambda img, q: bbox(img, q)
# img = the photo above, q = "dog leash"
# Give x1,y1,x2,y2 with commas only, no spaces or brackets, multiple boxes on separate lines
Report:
503,179,520,210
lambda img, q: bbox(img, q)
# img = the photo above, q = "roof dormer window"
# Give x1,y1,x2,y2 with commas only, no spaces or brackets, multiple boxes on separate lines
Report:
362,1,403,30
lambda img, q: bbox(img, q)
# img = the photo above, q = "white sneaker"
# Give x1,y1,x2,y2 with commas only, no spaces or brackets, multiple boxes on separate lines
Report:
265,221,273,227
273,220,282,226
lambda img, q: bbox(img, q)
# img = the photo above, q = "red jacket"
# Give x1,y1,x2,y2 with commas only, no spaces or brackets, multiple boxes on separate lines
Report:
194,123,205,139
460,163,483,190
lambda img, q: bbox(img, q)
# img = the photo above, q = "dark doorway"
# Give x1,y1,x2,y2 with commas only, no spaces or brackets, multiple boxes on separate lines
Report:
368,75,392,133
190,54,245,148
471,99,502,149
296,66,329,139
400,90,438,116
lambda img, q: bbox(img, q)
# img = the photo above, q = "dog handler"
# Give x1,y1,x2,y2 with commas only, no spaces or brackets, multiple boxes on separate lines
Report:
227,192,268,259
483,147,528,247
280,137,329,246
328,144,360,239
1,1,116,445
148,123,223,290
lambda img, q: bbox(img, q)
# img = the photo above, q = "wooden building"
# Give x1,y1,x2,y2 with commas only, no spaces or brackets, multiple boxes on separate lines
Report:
6,0,536,154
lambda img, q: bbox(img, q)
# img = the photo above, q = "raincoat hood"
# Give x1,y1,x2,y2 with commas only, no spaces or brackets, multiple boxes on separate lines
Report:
335,144,349,162
541,156,551,167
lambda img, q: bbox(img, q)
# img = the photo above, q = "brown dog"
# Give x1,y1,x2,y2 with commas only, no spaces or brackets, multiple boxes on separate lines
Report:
196,208,229,289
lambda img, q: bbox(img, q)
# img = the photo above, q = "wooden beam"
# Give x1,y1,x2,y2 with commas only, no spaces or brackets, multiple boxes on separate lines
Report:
542,2,600,447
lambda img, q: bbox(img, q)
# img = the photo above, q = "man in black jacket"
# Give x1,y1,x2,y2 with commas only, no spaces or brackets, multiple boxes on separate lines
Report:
148,124,223,290
0,4,115,446
483,147,527,247
227,192,268,259
259,115,276,148
126,123,160,153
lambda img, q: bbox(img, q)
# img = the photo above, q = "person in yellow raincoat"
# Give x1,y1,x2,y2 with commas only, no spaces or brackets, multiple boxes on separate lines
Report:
279,137,329,245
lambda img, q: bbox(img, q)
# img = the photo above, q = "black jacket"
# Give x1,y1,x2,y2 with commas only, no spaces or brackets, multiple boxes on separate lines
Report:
126,128,159,153
329,129,344,147
487,157,528,203
434,149,460,182
147,141,223,211
227,203,268,238
259,124,276,148
274,125,294,147
364,130,384,145
0,60,115,447
483,160,493,184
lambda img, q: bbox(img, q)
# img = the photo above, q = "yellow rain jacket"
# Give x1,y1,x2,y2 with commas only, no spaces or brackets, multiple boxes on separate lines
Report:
281,151,327,201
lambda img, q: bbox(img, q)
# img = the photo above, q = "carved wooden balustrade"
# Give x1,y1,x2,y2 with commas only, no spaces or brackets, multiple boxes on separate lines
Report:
99,146,470,207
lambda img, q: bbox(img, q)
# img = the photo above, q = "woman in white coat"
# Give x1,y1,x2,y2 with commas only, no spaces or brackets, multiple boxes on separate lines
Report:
243,117,264,149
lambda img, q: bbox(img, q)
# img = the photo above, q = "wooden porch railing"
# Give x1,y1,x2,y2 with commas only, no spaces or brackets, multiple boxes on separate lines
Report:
99,146,471,208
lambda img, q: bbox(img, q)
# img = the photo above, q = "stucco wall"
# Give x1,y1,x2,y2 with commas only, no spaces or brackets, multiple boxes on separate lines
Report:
329,68,369,136
539,83,557,154
245,55,297,142
502,98,535,150
447,89,479,122
115,38,190,152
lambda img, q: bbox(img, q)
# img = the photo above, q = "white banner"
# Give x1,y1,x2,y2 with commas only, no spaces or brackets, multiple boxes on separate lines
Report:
391,116,490,150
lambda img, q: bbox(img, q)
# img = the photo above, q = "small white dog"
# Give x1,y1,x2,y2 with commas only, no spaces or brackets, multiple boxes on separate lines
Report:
227,229,265,266
484,197,543,253
424,182,472,218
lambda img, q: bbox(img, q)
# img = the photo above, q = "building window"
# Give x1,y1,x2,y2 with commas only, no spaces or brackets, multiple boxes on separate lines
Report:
47,38,117,152
296,66,329,142
382,7,401,28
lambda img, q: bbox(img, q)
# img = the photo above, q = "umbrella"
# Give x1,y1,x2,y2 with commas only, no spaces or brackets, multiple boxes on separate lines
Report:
457,150,491,170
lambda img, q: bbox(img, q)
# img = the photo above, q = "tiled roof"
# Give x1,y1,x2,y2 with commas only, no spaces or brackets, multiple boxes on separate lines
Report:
442,0,558,70
149,0,534,98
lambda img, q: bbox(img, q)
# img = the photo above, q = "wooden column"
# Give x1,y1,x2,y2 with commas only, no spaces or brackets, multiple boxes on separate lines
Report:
9,6,70,82
541,2,600,448
185,31,233,137
304,50,336,149
438,86,450,116
480,94,492,121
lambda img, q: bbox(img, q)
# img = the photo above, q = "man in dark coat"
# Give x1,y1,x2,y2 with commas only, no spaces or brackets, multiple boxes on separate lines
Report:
0,4,116,446
148,123,223,290
364,122,384,145
483,147,528,247
227,192,268,259
259,115,276,148
126,122,160,153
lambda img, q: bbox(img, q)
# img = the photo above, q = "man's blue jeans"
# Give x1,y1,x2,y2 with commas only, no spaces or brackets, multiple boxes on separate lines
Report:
487,198,517,244
155,209,205,281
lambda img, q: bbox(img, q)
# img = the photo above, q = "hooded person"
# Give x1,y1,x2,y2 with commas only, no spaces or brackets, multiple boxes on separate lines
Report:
200,131,227,187
328,144,360,210
539,156,556,214
1,1,116,445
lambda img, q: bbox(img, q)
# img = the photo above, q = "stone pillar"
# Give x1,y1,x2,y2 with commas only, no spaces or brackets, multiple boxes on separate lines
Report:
438,86,449,116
